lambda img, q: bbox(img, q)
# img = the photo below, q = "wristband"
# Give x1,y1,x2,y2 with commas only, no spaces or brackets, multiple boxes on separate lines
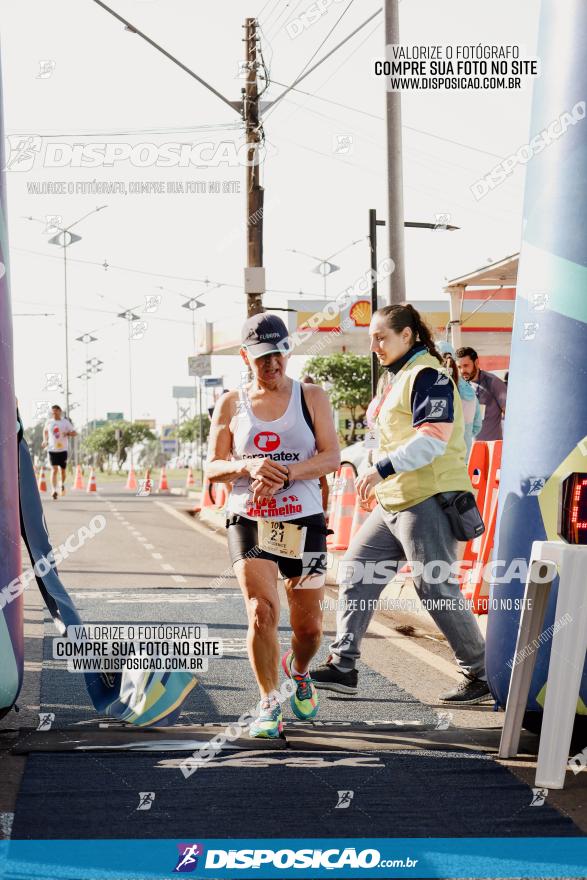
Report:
375,456,395,480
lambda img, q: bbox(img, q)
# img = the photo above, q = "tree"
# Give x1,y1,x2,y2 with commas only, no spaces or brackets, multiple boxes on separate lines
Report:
24,421,45,462
178,414,211,445
303,353,372,443
83,421,155,471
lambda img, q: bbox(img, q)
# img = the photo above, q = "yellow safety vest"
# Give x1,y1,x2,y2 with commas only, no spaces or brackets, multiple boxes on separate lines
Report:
374,351,472,512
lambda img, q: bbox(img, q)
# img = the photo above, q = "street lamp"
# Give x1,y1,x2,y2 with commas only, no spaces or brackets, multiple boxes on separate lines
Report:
288,239,364,300
76,333,98,434
25,206,108,419
368,211,460,395
117,308,141,470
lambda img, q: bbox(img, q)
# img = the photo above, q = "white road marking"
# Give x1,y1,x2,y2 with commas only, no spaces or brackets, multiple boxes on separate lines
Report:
152,553,163,560
172,575,187,583
161,563,174,572
144,544,155,550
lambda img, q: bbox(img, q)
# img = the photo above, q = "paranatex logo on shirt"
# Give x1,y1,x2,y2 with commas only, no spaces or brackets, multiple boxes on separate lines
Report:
254,431,280,452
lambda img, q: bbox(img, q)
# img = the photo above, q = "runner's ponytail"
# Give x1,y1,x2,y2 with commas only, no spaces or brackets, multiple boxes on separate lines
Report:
375,303,443,365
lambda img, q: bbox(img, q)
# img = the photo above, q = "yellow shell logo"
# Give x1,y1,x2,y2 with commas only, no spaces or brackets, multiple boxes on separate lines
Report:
349,300,371,327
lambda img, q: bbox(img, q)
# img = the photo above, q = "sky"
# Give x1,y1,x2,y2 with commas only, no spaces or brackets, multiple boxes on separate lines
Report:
1,0,540,427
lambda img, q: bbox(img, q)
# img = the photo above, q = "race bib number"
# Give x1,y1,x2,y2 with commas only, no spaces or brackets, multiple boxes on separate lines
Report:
258,519,307,559
363,426,380,449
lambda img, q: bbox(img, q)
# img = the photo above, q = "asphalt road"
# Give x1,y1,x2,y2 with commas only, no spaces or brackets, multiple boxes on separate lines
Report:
1,480,585,860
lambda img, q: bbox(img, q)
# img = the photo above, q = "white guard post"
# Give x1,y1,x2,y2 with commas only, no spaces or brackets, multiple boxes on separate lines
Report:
498,540,587,789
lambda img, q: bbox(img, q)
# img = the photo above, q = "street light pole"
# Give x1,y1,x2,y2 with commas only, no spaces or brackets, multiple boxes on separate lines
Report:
369,210,387,398
385,0,406,304
368,213,460,393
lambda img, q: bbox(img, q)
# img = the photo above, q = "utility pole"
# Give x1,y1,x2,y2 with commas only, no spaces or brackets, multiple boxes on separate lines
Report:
243,17,265,317
369,210,386,398
385,0,406,304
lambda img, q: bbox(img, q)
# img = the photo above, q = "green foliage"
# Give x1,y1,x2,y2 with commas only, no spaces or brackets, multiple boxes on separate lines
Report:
24,421,45,461
83,421,155,470
303,353,373,442
178,414,210,444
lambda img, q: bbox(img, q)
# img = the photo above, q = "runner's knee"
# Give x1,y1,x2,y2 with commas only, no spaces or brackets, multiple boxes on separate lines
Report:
247,595,278,632
292,620,322,644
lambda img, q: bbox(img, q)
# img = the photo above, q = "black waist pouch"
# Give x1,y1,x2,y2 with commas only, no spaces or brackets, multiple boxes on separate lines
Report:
435,491,485,541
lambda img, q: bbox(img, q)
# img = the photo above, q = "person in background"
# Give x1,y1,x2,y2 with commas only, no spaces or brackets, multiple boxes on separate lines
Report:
437,342,482,458
311,304,489,705
455,347,507,441
42,404,77,500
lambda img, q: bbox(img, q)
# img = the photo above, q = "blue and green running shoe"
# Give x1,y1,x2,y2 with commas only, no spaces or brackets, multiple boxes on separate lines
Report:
249,699,283,738
282,650,319,721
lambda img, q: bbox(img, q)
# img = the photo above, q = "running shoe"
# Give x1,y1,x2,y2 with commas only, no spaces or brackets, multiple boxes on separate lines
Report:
282,650,319,721
249,700,283,738
51,491,58,501
310,656,358,694
439,676,492,705
60,485,66,496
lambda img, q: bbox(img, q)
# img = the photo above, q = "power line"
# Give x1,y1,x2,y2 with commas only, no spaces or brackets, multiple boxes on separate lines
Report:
265,8,382,118
288,0,357,90
7,122,242,139
271,80,504,160
91,0,239,115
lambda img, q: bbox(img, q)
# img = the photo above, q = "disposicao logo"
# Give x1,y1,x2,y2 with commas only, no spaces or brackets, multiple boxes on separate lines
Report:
254,431,280,452
174,843,204,873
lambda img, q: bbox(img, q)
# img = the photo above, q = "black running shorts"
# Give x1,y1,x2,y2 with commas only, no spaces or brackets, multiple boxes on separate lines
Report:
226,513,328,581
49,451,68,468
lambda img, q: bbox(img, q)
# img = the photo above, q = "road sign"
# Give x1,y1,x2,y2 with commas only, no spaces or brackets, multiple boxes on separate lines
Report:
160,423,178,455
107,411,124,421
135,418,156,429
203,376,223,388
172,386,196,399
188,355,211,377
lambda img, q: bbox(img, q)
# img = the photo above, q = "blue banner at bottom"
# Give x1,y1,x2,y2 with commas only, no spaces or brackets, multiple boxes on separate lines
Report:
1,838,586,879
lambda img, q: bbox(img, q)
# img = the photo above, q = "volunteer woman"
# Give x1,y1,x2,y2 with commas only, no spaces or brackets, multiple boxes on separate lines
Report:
206,313,340,737
311,304,489,705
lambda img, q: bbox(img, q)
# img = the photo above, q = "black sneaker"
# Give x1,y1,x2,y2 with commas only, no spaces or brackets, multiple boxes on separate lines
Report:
310,658,358,695
439,676,492,705
51,491,58,500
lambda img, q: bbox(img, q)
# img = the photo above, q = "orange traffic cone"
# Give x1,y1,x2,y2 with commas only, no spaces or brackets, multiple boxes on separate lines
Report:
214,483,228,510
37,465,48,493
327,464,356,552
86,467,97,493
191,478,215,514
73,465,84,490
142,468,152,495
185,467,195,488
349,493,374,542
157,465,170,493
125,467,138,491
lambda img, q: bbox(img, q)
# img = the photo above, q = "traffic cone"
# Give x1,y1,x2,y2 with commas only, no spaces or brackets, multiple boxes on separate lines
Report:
157,465,170,493
73,465,84,490
192,478,215,514
86,467,97,493
125,467,138,491
214,483,228,510
327,464,356,552
142,468,152,495
37,465,48,493
349,493,374,542
185,467,195,489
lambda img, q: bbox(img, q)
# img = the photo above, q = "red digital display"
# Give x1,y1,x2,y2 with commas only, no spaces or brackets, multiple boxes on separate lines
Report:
558,473,587,544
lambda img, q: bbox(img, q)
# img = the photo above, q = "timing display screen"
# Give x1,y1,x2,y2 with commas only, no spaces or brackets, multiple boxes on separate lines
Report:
559,472,587,544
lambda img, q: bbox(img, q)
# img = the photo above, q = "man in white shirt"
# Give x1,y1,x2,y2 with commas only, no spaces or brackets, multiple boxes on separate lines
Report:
43,405,77,500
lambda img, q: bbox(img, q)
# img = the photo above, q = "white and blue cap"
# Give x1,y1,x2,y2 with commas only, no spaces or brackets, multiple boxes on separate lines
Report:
241,313,289,358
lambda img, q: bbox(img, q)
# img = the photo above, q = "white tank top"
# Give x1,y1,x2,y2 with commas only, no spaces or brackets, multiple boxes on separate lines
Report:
227,380,323,520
